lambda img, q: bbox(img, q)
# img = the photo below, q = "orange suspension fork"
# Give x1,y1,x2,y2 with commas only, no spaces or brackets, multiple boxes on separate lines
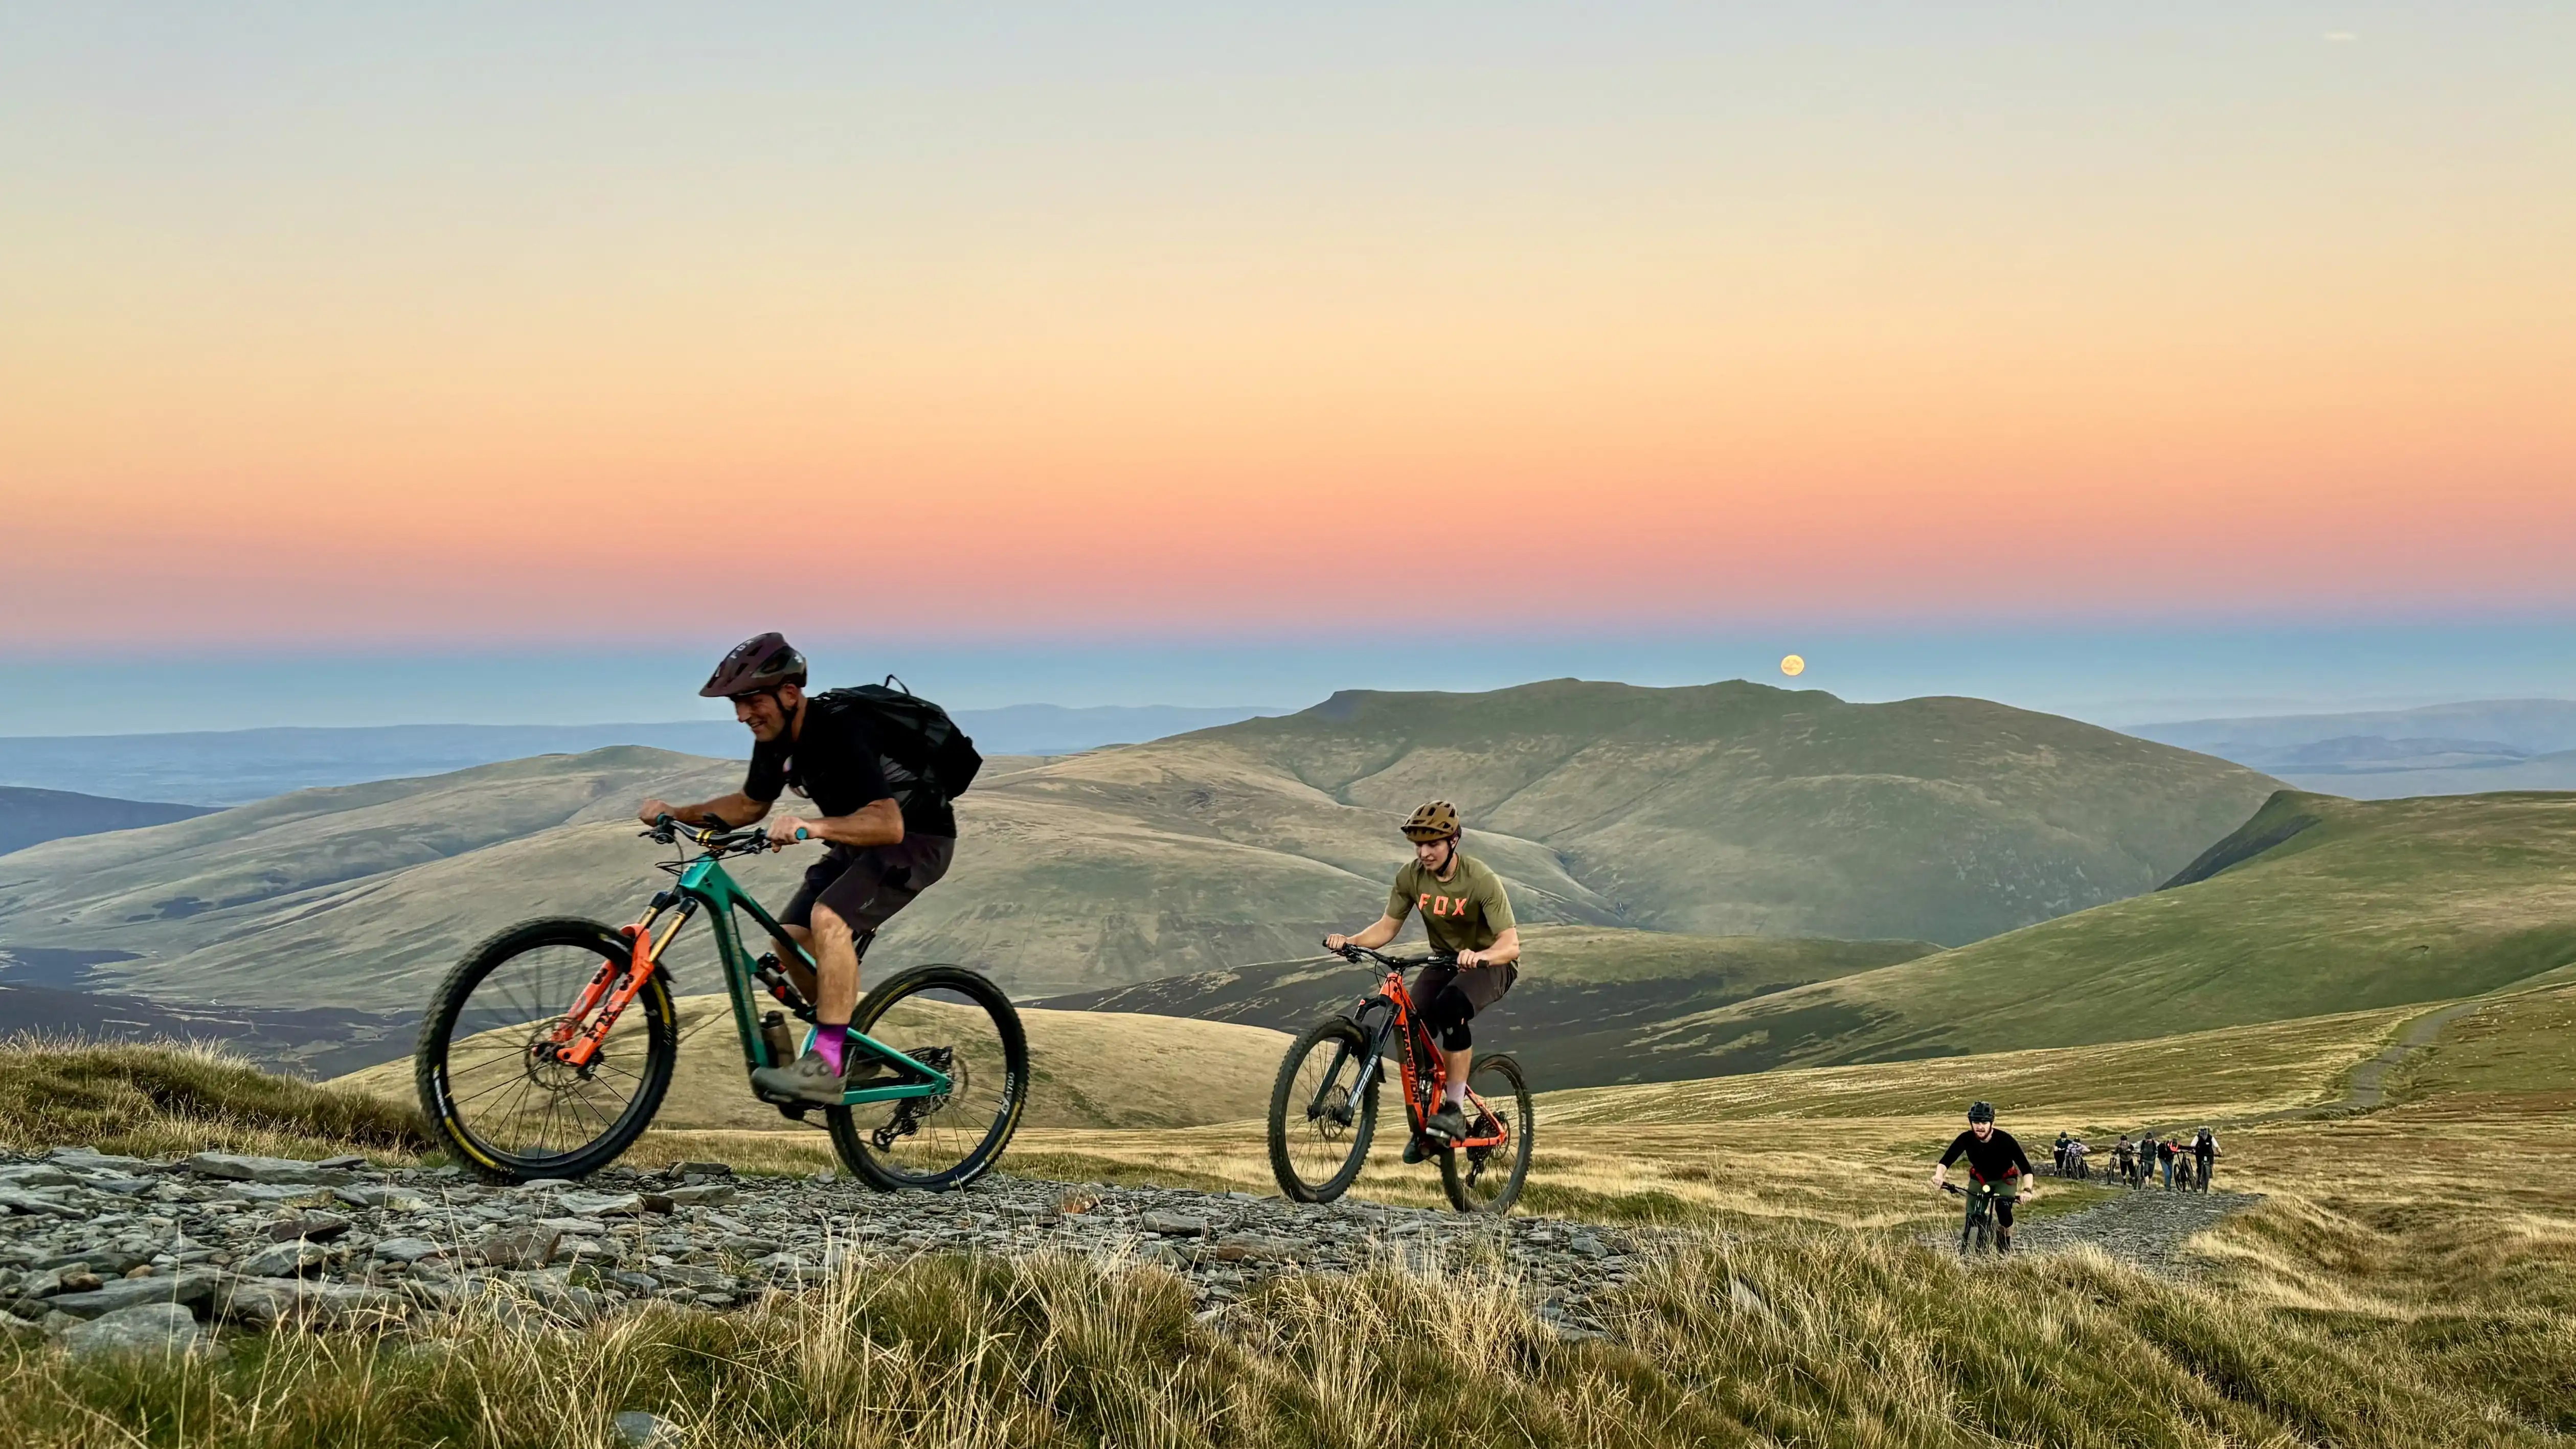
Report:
557,906,688,1068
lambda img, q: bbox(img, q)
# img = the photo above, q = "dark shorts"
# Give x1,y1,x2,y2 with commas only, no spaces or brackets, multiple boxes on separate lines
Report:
780,834,956,936
1412,960,1517,1016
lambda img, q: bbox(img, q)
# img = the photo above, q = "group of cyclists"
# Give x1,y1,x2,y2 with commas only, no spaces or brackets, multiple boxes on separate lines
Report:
2049,1127,2223,1189
655,636,2215,1213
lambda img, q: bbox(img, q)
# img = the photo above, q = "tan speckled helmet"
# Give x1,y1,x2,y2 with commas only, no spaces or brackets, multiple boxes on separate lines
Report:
1401,800,1461,842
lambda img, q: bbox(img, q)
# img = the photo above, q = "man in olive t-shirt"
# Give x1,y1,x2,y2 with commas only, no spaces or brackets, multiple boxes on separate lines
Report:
1325,800,1521,1146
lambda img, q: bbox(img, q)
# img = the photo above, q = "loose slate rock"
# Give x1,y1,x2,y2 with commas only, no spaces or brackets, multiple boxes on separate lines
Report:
183,1152,349,1185
557,1191,647,1217
49,1270,221,1320
1143,1212,1211,1238
266,1211,354,1243
372,1238,452,1264
613,1410,682,1447
222,1277,403,1330
478,1227,562,1270
239,1241,328,1279
61,1302,204,1359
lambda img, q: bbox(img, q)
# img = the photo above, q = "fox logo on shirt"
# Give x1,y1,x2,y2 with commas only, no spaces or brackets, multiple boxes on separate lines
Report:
1420,893,1475,917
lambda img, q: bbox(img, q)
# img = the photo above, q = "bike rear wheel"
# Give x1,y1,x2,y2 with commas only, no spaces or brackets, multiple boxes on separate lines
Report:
826,964,1028,1192
1440,1052,1533,1214
416,918,676,1184
1268,1016,1379,1203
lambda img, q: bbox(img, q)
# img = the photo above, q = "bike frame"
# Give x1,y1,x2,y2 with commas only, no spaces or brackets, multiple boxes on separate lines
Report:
1337,962,1507,1152
1951,1180,2008,1254
546,839,951,1107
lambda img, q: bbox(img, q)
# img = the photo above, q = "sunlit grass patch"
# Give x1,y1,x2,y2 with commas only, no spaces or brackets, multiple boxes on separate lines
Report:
0,1036,426,1160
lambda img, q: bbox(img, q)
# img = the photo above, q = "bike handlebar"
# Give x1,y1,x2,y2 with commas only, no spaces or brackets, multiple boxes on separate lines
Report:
640,813,790,859
1322,940,1458,971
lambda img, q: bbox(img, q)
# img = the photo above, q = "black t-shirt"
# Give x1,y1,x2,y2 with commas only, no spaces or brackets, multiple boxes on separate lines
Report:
744,694,958,838
1940,1127,2033,1183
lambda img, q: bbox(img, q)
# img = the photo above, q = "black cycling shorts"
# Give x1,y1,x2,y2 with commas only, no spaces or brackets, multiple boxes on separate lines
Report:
780,834,955,936
1413,960,1517,1052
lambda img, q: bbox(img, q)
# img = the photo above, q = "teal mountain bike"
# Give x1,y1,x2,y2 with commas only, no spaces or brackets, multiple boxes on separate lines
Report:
414,817,1027,1190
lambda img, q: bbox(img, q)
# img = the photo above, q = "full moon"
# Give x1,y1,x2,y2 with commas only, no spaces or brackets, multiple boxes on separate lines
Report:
1780,654,1806,677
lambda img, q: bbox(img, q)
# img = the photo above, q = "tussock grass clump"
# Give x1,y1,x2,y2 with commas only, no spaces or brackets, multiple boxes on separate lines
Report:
0,1037,426,1159
6,1220,2571,1447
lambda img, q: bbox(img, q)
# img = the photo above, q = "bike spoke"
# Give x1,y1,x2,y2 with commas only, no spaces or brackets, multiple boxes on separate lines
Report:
436,939,661,1169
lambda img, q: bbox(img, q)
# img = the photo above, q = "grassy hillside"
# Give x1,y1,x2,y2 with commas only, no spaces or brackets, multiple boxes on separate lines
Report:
1603,790,2576,1075
0,679,2275,1004
331,995,1291,1131
0,785,214,856
0,1038,425,1159
1035,926,1935,1090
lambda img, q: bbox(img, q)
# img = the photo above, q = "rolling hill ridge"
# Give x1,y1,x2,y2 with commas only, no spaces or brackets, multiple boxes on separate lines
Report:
0,678,2278,1008
1589,789,2576,1074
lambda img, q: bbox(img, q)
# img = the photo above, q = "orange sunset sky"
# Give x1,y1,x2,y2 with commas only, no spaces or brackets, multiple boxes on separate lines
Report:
3,5,2572,652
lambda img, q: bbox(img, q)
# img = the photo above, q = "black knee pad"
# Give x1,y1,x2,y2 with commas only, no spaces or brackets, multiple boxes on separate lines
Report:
1424,985,1476,1052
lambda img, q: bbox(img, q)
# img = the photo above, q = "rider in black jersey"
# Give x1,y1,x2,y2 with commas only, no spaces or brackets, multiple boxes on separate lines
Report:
637,633,958,1106
1933,1100,2037,1253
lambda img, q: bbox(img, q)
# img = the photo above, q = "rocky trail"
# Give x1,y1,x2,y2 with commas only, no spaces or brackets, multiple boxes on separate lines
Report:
1,1148,1655,1356
2007,1186,2262,1267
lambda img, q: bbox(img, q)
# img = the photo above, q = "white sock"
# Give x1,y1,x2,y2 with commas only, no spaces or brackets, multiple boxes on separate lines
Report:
1445,1080,1468,1108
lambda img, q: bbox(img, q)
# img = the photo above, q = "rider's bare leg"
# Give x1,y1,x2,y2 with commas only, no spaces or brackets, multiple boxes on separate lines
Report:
807,903,861,1027
1441,1045,1472,1105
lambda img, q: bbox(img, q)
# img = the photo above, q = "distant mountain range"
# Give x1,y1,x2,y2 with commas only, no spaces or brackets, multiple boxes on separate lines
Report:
0,786,216,857
0,705,1287,806
2129,699,2576,799
0,678,2278,1011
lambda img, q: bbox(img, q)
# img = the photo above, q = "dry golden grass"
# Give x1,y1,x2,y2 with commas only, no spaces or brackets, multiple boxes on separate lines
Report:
9,985,2576,1444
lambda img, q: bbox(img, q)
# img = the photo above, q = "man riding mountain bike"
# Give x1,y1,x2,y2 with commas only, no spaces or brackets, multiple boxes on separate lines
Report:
1932,1101,2037,1253
1324,801,1521,1149
636,632,959,1106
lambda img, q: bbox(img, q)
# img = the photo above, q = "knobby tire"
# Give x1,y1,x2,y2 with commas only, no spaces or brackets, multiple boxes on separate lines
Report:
825,963,1029,1192
415,917,677,1185
1439,1052,1533,1214
1267,1016,1379,1203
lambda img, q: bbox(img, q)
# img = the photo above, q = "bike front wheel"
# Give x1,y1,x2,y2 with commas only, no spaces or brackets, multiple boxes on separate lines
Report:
826,964,1029,1192
415,917,677,1184
1268,1016,1379,1203
1441,1052,1533,1214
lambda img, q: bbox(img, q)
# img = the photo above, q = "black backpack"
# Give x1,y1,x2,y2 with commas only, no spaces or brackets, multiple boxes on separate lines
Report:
815,677,983,810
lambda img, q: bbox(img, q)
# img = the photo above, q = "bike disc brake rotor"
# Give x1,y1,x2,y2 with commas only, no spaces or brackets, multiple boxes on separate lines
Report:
1306,1083,1354,1140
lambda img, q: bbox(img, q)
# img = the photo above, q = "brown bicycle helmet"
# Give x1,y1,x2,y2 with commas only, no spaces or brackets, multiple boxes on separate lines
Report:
1401,800,1461,842
699,632,808,698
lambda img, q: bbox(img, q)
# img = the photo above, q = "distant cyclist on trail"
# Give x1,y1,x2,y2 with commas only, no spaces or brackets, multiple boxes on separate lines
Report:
1324,801,1521,1148
636,633,960,1107
2194,1126,2218,1190
1933,1101,2036,1254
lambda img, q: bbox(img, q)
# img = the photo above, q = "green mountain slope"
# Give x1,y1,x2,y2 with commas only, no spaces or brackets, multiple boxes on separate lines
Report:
0,678,2275,1006
1034,926,1936,1090
920,680,2277,986
1628,790,2576,1074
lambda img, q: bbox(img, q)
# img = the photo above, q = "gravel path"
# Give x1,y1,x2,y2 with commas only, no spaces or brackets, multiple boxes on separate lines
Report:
1,1148,1659,1349
2336,998,2488,1110
1982,1186,2262,1270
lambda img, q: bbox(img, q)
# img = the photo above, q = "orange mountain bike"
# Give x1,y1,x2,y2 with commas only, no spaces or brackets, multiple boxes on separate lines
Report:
1266,941,1534,1213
